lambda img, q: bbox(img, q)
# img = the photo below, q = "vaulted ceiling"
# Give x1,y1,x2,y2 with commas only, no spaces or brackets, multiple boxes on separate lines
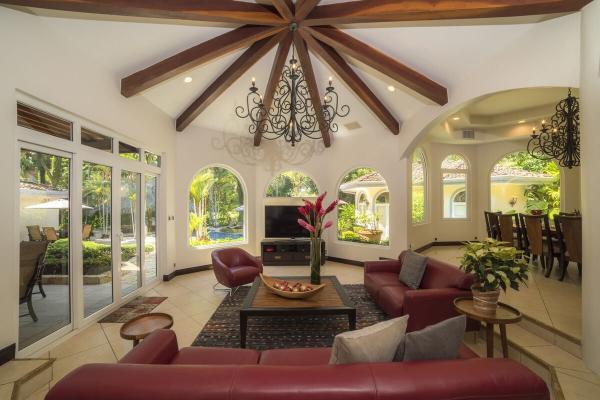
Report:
0,1,592,147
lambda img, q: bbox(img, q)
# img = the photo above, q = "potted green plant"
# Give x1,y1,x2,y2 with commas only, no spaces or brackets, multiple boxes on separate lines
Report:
526,199,548,215
356,213,383,243
459,238,529,314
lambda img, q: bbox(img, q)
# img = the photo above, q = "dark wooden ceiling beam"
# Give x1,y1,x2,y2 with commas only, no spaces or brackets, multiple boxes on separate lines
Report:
176,31,286,132
303,0,593,25
295,0,320,21
121,25,284,97
0,0,287,25
254,33,293,147
292,31,331,148
254,33,293,146
271,0,294,21
300,29,400,135
306,26,448,105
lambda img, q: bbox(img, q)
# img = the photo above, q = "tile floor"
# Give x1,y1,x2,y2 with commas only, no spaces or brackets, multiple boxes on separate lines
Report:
5,256,598,400
422,246,583,339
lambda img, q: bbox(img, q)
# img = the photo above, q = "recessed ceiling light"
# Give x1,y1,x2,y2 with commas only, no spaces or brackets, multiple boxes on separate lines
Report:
387,85,395,92
184,76,193,83
518,120,526,124
452,116,460,121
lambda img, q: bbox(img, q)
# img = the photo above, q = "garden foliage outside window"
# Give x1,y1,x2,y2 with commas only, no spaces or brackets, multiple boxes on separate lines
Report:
412,149,427,224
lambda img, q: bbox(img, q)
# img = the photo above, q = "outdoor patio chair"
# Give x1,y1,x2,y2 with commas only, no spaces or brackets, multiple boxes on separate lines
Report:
43,227,59,241
82,224,92,240
27,225,43,241
553,215,582,281
19,240,49,322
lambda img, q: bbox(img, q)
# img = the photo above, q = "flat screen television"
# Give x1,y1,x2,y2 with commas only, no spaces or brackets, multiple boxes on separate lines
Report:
265,205,310,238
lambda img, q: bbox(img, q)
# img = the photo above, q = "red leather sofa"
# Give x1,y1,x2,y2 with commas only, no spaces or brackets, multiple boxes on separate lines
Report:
46,329,549,400
365,251,476,332
211,248,263,290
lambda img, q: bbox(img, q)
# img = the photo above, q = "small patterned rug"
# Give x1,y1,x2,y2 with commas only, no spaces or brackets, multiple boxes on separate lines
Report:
192,284,387,350
99,296,167,323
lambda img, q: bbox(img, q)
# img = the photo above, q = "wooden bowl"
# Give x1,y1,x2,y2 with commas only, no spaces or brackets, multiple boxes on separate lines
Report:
260,274,325,299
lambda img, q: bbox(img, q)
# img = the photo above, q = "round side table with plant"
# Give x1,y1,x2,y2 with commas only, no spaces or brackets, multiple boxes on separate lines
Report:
459,238,529,314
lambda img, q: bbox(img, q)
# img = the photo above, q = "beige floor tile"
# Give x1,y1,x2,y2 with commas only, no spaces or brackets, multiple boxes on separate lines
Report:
0,383,13,400
152,282,191,297
23,384,49,400
557,370,600,400
0,360,48,386
556,368,600,387
526,345,588,372
51,343,116,386
500,324,552,348
49,324,108,359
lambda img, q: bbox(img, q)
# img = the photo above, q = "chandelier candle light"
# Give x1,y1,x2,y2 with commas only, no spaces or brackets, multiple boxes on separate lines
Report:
236,27,349,147
527,89,580,169
297,193,339,285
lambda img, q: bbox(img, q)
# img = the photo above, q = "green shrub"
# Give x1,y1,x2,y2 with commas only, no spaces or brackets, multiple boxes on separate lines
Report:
44,239,155,276
189,237,242,247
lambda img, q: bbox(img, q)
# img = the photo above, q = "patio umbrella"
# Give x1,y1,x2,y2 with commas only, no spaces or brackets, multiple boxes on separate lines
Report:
26,199,92,209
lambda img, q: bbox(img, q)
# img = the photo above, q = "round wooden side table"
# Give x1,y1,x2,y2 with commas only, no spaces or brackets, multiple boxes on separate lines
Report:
119,312,174,347
454,297,522,358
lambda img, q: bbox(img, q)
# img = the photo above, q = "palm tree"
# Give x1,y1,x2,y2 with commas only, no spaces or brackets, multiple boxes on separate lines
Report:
189,169,215,240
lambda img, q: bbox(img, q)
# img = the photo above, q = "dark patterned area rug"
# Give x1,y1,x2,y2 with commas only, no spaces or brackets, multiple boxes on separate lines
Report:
192,284,387,350
99,296,167,323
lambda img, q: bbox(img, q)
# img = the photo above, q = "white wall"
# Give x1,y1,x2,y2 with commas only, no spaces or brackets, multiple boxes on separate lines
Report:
580,0,600,374
0,8,177,352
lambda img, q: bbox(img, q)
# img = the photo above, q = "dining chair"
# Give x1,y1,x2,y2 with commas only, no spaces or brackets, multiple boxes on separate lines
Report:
484,211,501,239
43,227,59,241
498,213,522,249
553,215,582,281
519,213,559,274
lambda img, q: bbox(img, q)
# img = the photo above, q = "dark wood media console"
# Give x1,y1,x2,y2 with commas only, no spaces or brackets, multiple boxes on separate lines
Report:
261,239,326,266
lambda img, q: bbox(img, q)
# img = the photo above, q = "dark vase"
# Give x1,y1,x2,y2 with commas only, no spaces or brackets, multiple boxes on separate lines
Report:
310,237,322,285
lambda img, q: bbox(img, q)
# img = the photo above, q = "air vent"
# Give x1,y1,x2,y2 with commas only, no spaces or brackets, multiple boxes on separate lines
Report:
344,121,361,130
17,102,73,141
462,129,475,140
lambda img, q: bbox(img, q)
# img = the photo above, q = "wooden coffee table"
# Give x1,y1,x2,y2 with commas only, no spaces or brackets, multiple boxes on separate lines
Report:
454,298,522,358
240,276,356,348
120,312,174,347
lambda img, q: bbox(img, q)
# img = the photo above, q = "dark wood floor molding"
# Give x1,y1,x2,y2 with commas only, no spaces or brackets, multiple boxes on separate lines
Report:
163,264,212,281
0,343,15,366
326,256,363,267
413,241,465,253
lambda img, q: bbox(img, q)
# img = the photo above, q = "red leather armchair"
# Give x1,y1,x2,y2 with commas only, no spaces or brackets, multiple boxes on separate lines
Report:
364,251,477,332
211,248,263,293
46,330,549,400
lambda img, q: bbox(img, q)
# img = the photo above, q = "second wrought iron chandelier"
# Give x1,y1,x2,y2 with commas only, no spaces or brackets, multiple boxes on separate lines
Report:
236,27,349,147
527,88,580,169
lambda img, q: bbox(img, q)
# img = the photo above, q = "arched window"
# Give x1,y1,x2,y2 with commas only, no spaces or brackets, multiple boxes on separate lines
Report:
338,168,389,246
266,171,318,197
441,154,468,219
188,166,245,248
411,149,427,224
490,152,560,215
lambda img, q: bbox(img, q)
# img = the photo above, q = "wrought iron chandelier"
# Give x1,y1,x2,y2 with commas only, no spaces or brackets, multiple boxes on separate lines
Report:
235,40,349,147
527,89,580,169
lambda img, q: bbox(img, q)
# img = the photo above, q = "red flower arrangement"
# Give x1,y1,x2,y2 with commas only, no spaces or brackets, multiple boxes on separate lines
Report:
297,192,339,239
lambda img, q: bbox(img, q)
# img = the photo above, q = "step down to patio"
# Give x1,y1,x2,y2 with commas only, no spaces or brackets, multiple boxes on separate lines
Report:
0,358,54,400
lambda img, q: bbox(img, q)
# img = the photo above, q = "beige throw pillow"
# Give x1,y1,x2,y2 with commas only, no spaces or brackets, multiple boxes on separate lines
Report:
329,315,409,364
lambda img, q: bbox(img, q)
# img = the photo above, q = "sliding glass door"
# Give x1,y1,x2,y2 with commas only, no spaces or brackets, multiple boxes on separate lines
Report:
18,147,72,349
120,170,141,297
82,162,113,317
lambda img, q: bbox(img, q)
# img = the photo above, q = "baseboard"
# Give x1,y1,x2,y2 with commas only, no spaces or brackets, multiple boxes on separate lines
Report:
163,264,212,281
326,256,363,267
413,241,465,253
0,343,15,366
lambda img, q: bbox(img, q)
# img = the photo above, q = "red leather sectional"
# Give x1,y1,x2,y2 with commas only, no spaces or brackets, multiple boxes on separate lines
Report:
46,329,549,400
365,251,478,332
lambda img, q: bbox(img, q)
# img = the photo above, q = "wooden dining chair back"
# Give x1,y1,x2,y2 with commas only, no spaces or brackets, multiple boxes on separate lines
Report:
484,211,501,239
553,215,582,281
519,213,554,272
498,214,521,248
43,227,59,241
19,241,49,322
27,225,43,241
